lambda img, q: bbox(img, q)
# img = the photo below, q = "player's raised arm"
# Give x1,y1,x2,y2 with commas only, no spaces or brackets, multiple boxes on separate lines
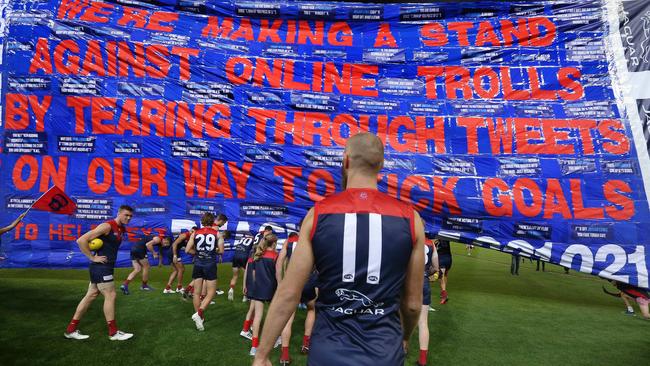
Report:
77,223,111,263
401,210,425,348
253,209,316,365
0,211,27,235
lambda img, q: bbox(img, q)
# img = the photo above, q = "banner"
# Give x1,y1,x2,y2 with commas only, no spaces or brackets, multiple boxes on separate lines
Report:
0,0,649,288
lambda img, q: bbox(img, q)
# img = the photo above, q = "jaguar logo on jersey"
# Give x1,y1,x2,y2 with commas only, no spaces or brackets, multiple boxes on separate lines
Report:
335,288,384,307
331,289,386,315
642,11,650,63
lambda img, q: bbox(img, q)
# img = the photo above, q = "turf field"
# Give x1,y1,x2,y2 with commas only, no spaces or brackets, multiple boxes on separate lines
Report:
1,246,648,366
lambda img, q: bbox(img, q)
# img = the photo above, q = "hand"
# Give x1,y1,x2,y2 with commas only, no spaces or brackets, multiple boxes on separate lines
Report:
153,253,159,259
173,255,179,264
11,212,27,227
243,286,247,295
91,255,107,263
402,340,409,353
218,254,223,263
252,357,272,366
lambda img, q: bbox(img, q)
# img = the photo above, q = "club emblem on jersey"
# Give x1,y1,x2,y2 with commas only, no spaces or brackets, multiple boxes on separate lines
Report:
359,192,368,200
335,288,384,308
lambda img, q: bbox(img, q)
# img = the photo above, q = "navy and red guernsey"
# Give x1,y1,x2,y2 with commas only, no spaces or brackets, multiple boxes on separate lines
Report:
251,250,279,302
193,227,220,264
94,220,125,266
308,188,416,366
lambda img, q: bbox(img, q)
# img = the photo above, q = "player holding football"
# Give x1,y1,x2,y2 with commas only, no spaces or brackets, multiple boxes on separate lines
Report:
64,205,134,341
253,133,425,366
185,213,226,331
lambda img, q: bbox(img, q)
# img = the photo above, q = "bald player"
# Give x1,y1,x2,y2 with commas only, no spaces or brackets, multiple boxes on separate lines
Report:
253,133,425,366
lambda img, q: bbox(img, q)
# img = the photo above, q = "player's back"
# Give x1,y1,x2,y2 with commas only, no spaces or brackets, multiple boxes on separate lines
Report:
193,227,220,263
309,188,415,366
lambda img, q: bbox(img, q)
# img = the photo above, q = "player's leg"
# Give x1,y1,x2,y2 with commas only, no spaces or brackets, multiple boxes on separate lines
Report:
192,278,204,313
121,260,141,294
440,267,450,304
240,300,255,339
279,312,295,364
621,293,635,315
97,282,133,341
228,266,239,301
200,279,217,311
164,263,178,293
302,299,316,354
64,283,100,339
140,259,152,290
417,304,430,366
176,262,185,292
636,297,650,319
250,300,265,355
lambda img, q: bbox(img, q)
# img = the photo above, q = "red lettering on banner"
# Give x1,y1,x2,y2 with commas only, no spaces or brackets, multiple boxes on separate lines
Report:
11,156,67,192
229,162,253,199
374,23,398,47
307,169,335,202
604,180,634,220
141,159,167,196
598,120,630,155
87,158,112,194
146,11,178,32
475,21,501,47
49,224,82,241
457,117,486,154
488,118,514,154
231,18,255,41
382,173,399,199
183,160,208,197
274,166,302,203
57,0,88,20
570,179,604,219
328,22,353,46
259,19,282,43
4,94,51,132
400,176,431,211
432,177,461,215
543,179,572,219
14,223,38,241
448,22,473,46
114,158,139,195
420,23,448,46
513,178,544,217
79,1,114,23
117,6,148,28
500,19,529,46
29,38,53,74
206,161,233,199
483,178,512,217
297,21,324,45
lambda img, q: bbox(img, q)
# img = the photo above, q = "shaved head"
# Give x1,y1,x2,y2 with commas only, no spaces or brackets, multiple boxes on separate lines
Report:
344,133,384,175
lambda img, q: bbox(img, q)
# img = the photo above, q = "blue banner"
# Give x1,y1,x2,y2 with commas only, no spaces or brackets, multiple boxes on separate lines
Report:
1,0,649,289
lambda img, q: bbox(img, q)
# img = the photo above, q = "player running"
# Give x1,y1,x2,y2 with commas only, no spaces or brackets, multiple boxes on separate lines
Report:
417,235,439,366
64,205,135,341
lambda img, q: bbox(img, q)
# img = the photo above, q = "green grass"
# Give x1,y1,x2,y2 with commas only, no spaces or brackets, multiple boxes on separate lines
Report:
1,247,648,366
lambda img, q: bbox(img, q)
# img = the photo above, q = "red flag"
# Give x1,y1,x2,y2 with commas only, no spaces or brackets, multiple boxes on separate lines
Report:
31,186,77,215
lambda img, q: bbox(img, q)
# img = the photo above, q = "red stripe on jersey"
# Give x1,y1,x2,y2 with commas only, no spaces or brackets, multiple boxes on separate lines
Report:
106,220,124,237
262,250,278,261
195,227,220,236
425,239,434,248
312,188,417,246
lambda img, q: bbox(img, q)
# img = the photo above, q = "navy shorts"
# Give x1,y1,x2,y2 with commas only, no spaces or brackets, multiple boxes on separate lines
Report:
130,250,146,261
245,262,256,298
192,262,217,281
232,253,248,268
89,264,115,284
439,255,452,271
422,277,431,305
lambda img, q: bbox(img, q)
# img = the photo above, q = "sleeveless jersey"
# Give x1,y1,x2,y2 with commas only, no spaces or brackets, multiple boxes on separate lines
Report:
193,227,220,264
235,235,254,255
308,188,416,366
174,232,190,253
95,220,125,266
251,250,279,301
131,235,151,254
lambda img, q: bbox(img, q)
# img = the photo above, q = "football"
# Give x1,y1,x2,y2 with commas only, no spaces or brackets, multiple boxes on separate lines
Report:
89,238,103,251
